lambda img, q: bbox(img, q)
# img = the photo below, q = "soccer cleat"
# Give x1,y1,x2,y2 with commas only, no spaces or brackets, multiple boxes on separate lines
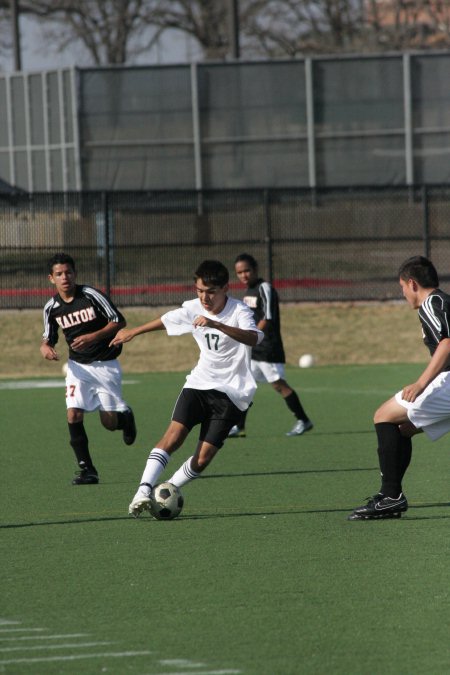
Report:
228,425,246,438
128,494,151,518
122,407,137,445
72,466,99,485
348,493,408,520
286,419,313,436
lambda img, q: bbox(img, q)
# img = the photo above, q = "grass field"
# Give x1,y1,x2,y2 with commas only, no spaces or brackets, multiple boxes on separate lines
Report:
1,365,449,675
1,302,424,379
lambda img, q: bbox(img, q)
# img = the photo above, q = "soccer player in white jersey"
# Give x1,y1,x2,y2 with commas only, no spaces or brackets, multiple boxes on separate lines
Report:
41,253,136,485
110,259,264,517
349,256,450,520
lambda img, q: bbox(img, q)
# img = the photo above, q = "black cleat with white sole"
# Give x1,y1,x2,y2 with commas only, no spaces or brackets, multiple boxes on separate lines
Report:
348,493,408,520
72,466,99,485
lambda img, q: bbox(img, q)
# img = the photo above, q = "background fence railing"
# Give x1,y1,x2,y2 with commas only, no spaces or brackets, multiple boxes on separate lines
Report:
1,53,450,193
1,185,449,310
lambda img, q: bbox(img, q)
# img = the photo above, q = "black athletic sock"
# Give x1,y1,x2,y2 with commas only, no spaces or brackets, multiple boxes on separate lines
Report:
399,434,412,483
68,421,95,470
375,422,404,498
284,391,309,422
237,409,248,429
116,411,126,430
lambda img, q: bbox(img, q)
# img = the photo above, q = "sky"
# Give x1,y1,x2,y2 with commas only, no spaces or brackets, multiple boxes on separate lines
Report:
4,14,199,73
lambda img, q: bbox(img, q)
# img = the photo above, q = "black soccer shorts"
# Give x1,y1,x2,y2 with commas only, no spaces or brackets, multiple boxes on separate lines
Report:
172,388,242,449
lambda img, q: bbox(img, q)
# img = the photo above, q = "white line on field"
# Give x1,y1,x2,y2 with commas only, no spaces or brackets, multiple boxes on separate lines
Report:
0,633,89,641
151,671,242,675
159,660,207,667
0,628,45,633
0,379,137,390
0,641,113,652
157,661,242,674
0,650,153,665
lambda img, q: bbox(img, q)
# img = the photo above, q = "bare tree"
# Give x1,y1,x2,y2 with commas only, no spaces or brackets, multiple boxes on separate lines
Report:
142,0,230,60
1,0,449,70
0,0,161,66
242,0,376,57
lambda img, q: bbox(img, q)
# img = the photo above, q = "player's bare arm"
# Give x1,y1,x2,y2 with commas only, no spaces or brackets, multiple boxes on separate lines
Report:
402,337,450,402
193,315,259,347
110,317,165,346
71,320,126,351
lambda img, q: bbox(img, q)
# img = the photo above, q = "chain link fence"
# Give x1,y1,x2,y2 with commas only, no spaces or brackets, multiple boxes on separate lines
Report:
1,186,449,310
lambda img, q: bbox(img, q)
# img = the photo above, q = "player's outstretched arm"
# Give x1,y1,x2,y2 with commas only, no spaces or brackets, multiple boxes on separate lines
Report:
110,317,165,346
193,315,259,347
71,320,126,351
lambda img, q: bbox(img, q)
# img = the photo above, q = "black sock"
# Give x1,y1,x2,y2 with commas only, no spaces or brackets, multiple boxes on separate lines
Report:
68,421,95,470
116,411,126,430
375,422,404,498
284,391,309,422
399,435,412,483
237,409,248,429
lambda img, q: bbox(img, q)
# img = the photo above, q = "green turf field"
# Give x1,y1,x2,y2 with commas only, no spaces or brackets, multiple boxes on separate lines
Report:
0,365,449,675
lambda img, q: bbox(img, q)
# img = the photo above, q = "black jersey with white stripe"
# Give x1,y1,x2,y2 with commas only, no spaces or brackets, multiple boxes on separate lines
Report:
242,278,286,363
418,289,450,369
42,284,125,364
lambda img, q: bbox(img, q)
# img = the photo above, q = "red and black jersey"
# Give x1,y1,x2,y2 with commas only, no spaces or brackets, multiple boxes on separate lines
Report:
42,284,125,364
418,289,450,370
242,278,286,363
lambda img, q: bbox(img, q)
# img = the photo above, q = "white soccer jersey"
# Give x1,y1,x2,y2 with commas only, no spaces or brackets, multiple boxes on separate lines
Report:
161,296,264,411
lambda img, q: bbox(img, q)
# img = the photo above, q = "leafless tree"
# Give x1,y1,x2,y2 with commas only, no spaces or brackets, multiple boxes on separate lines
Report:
0,0,449,70
0,0,161,66
241,0,367,57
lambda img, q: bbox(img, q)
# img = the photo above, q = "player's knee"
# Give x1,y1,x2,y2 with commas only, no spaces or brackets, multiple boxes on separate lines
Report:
272,379,288,394
67,408,83,424
373,408,384,424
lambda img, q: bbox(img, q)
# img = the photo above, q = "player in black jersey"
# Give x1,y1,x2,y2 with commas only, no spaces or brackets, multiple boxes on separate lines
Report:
349,256,450,520
228,253,313,438
40,253,136,485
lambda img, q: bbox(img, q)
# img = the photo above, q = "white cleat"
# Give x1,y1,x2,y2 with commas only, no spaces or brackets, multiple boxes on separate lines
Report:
286,419,314,436
128,495,151,518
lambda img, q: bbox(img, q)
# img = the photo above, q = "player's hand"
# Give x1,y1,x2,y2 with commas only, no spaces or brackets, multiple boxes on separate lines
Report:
109,328,135,346
401,381,425,402
40,343,59,361
70,333,96,351
193,315,214,328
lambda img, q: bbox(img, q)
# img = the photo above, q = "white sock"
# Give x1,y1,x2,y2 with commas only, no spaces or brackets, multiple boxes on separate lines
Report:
136,448,170,497
168,456,201,488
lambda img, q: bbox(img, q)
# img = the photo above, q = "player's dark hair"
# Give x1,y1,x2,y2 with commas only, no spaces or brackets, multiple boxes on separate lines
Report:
398,256,439,288
194,260,229,287
234,253,258,270
48,252,76,274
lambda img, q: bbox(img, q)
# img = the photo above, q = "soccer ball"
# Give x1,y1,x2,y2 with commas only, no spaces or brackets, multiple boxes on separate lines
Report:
299,353,315,368
149,482,184,520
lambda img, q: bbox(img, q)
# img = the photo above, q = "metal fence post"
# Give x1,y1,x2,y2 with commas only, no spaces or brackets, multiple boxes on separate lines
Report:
263,189,273,283
422,185,430,259
102,191,111,296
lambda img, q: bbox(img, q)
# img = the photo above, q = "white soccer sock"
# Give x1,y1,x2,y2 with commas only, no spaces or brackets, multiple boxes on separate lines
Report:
136,448,171,497
168,456,201,488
